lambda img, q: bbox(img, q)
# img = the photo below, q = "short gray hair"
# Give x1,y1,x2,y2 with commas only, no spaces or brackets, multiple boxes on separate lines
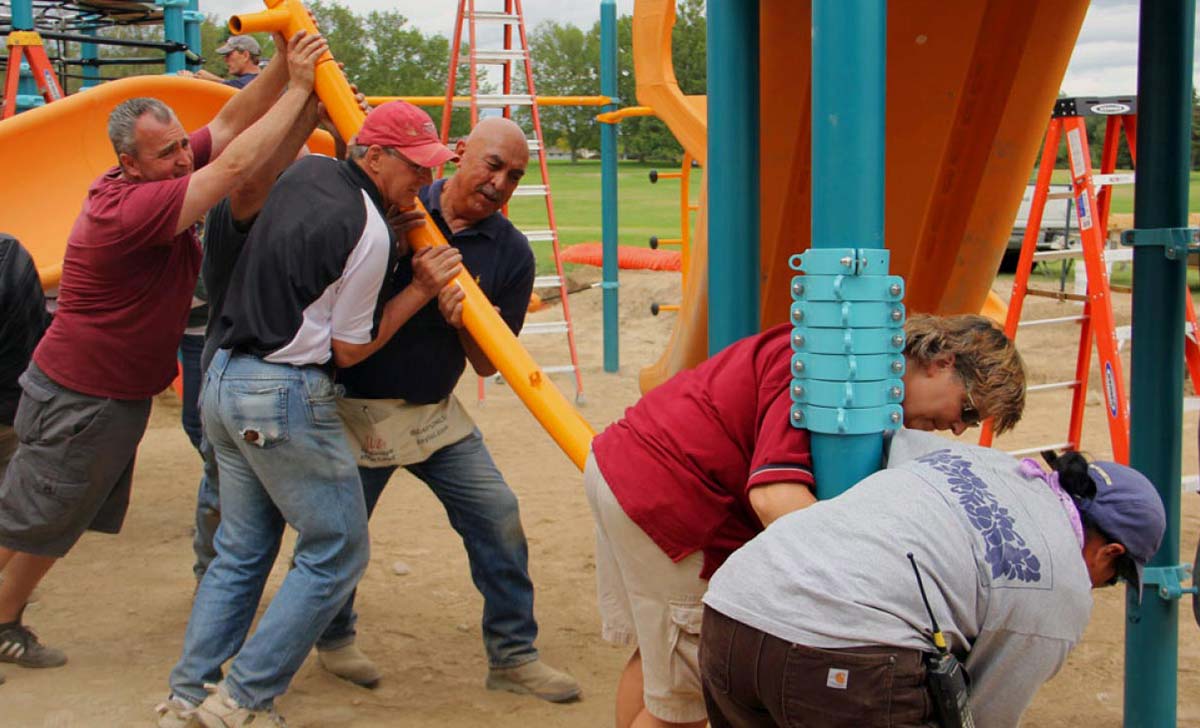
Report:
348,144,370,160
108,97,174,159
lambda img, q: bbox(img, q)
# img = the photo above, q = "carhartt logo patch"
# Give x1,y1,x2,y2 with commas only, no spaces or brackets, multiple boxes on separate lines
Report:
827,668,849,689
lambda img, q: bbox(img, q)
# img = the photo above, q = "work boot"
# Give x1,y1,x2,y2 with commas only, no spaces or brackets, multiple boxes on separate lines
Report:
318,642,382,688
486,659,581,703
155,696,200,728
194,682,287,728
0,618,66,668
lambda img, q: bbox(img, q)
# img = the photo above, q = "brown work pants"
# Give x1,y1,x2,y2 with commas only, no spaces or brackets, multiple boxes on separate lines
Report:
700,606,938,728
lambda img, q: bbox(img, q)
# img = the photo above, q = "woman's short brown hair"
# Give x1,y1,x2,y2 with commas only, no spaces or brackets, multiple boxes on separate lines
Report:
904,314,1026,434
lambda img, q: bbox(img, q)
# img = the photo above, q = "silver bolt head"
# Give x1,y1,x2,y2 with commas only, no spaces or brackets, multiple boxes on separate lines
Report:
891,334,904,347
840,256,853,268
792,310,804,323
891,308,903,322
891,360,903,373
889,283,902,296
791,409,804,423
792,282,805,296
793,360,805,374
890,411,902,424
792,384,805,398
890,386,902,398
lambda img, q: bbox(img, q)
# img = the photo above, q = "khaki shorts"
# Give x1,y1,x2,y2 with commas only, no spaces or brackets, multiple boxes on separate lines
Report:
583,451,708,724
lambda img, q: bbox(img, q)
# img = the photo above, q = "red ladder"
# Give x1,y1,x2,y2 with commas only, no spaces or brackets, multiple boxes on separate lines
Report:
2,31,64,119
440,0,584,404
980,96,1200,463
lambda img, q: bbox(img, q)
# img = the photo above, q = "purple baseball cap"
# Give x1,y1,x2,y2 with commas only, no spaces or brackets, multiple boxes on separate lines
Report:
1078,461,1167,597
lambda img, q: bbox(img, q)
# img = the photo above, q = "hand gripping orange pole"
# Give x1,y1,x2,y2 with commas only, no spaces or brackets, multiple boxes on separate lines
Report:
231,0,596,470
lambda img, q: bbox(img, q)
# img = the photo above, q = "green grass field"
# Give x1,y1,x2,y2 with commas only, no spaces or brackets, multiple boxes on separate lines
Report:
1046,169,1200,214
504,161,1197,276
505,160,702,275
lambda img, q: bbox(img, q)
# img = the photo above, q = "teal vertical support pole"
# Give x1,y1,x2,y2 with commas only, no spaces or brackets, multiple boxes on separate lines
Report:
11,0,40,105
185,0,203,72
803,1,892,499
81,27,101,89
157,0,187,73
600,0,620,372
706,0,759,353
1123,2,1194,726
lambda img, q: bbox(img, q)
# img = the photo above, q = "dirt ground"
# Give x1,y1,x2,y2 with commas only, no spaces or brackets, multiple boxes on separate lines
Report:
5,268,1199,727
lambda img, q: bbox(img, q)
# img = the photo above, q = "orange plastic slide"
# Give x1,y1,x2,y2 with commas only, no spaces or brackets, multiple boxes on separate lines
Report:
0,75,334,290
635,0,1087,391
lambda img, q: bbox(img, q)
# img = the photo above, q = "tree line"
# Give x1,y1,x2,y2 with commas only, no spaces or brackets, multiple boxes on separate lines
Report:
50,0,705,163
54,1,1200,171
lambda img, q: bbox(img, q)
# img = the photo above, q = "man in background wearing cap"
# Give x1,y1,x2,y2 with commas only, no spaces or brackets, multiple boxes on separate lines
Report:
182,34,264,88
314,116,581,703
698,430,1167,728
161,100,463,725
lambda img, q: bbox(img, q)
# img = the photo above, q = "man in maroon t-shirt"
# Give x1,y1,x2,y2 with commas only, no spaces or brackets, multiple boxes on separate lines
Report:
0,30,329,672
583,314,1027,728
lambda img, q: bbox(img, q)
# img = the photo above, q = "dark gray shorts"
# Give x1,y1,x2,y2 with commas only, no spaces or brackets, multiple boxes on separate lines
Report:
0,362,151,557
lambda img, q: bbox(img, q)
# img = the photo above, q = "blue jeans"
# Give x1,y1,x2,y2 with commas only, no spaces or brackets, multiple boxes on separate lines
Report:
169,350,369,710
191,434,221,580
179,333,205,451
180,333,219,580
318,428,539,669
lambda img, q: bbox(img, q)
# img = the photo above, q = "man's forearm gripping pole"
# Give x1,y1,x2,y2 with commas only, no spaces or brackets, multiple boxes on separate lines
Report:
231,0,596,471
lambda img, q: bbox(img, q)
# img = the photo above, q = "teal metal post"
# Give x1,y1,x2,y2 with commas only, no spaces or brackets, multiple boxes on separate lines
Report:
81,27,100,89
600,0,620,372
1123,2,1194,725
185,0,203,72
803,1,894,499
706,0,759,352
157,0,187,73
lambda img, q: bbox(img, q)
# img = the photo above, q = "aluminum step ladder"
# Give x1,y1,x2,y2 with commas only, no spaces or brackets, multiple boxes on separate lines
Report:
440,0,584,404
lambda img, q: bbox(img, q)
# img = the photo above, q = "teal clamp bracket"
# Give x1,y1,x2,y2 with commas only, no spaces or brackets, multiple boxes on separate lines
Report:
790,247,906,435
1120,227,1200,260
791,378,903,409
182,10,205,21
595,281,619,290
1141,563,1197,601
155,0,190,7
792,325,905,355
790,403,903,433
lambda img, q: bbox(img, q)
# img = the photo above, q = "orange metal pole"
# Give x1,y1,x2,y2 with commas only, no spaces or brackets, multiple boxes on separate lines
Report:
368,95,615,108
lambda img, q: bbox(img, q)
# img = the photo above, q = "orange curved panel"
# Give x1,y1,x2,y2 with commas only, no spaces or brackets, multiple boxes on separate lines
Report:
636,0,1088,391
0,75,334,290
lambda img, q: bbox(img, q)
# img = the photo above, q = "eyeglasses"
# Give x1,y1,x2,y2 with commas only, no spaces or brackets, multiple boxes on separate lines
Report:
961,381,981,428
383,147,426,173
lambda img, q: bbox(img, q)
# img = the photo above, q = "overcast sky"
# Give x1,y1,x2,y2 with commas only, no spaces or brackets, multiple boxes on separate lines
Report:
198,0,1194,98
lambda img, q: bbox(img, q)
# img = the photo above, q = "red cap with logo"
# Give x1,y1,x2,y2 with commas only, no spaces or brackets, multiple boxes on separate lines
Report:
357,101,458,168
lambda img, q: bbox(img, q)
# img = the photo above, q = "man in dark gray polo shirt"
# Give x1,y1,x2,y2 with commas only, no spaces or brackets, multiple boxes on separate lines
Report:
318,117,580,704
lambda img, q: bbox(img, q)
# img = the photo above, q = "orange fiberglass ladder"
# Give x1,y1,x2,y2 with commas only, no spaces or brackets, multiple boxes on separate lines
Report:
440,0,584,404
980,95,1200,464
2,30,65,119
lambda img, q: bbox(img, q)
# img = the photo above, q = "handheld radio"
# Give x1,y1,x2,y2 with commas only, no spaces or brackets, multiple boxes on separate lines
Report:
907,553,976,728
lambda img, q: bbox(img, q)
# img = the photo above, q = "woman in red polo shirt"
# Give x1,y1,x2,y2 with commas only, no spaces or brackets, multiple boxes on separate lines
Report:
584,314,1026,728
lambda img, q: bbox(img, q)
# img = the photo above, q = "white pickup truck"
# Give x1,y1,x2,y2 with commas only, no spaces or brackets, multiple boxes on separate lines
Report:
1001,183,1075,270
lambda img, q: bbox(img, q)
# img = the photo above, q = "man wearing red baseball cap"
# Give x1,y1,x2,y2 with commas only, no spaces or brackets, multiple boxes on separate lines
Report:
161,101,465,725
